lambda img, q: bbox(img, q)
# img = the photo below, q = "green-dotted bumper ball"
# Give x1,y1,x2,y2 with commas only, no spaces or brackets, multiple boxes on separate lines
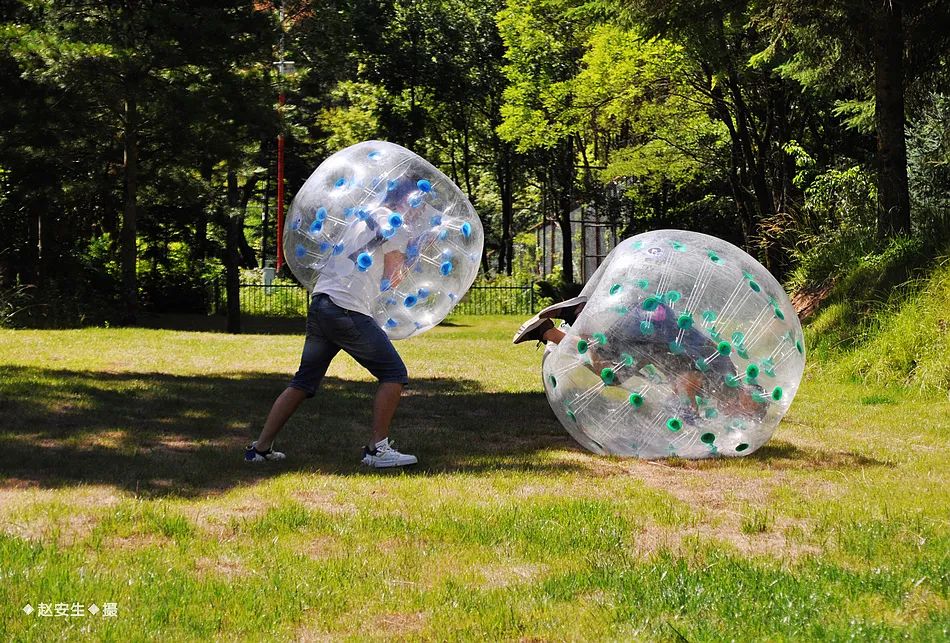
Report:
540,229,805,459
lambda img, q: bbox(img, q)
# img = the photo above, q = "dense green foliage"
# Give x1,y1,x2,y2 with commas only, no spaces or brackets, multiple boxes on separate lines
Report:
1,0,949,327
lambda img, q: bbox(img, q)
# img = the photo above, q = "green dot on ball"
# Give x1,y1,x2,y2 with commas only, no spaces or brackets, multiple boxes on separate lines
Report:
664,290,682,303
636,279,649,289
609,283,622,295
566,410,576,421
707,250,723,264
621,353,634,366
640,321,655,336
592,332,608,345
694,359,710,373
796,340,804,354
677,313,693,330
642,296,660,311
748,280,761,292
771,386,783,401
600,368,616,385
702,310,718,323
628,392,644,408
736,443,749,452
725,374,741,388
732,331,745,345
746,364,760,379
671,240,686,251
666,418,683,432
577,339,588,354
549,375,557,388
669,341,685,355
774,306,785,320
700,432,716,444
705,408,719,419
717,341,732,356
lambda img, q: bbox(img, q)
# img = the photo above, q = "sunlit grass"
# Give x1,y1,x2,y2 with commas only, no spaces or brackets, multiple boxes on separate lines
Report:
0,315,948,640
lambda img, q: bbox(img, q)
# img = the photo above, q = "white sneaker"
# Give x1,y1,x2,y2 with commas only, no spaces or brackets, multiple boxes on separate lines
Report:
245,441,286,463
361,438,417,468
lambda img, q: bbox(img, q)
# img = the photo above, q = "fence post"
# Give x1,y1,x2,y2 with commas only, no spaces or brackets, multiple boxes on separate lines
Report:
529,282,535,314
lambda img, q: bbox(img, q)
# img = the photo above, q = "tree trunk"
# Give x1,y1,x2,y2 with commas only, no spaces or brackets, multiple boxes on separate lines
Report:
553,140,575,283
192,158,213,263
495,139,514,275
225,167,242,334
120,89,139,324
873,0,911,238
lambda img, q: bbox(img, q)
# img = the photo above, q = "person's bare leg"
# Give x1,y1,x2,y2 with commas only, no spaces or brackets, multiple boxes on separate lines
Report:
370,382,404,445
542,327,565,344
255,387,308,451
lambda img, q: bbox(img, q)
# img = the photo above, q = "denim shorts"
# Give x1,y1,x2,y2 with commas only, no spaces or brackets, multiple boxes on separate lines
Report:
288,293,409,397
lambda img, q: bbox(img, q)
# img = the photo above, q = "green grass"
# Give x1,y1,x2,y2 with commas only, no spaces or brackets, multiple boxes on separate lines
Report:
0,315,948,640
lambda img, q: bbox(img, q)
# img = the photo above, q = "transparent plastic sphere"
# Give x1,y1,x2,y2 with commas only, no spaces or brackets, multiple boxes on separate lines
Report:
283,141,484,339
542,230,805,459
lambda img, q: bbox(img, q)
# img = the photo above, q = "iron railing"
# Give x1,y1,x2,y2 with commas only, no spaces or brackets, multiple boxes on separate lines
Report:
211,281,536,317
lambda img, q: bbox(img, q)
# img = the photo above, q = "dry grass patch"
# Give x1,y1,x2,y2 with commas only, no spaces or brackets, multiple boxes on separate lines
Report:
291,489,357,516
479,562,547,588
194,552,251,579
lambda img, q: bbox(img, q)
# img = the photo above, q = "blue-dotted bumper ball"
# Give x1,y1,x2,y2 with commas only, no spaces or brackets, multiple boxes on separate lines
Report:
283,141,484,339
542,230,805,459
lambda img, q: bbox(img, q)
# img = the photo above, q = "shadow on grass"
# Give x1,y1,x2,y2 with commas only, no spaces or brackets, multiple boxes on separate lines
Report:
0,365,574,498
661,439,890,471
136,313,472,335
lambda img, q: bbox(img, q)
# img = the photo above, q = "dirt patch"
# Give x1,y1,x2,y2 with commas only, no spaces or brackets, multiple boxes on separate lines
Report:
299,535,337,561
791,284,834,320
194,553,250,579
3,513,99,546
183,497,274,538
291,490,357,516
0,486,122,546
624,461,824,559
106,533,172,550
375,611,428,636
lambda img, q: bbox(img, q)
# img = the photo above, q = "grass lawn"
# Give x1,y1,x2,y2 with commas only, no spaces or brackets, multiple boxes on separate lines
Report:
0,315,948,641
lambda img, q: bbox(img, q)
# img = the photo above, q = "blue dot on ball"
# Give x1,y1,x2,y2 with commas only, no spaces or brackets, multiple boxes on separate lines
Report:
315,207,327,221
334,177,347,189
319,242,331,252
461,222,472,238
380,278,391,292
408,195,422,208
295,244,306,258
382,227,395,239
291,217,301,231
368,150,382,160
357,207,369,220
404,295,418,308
386,318,398,328
387,179,398,192
418,288,430,299
333,243,345,255
417,179,432,193
438,230,448,241
344,207,354,219
449,292,457,301
440,261,453,276
309,220,323,233
389,213,403,228
357,252,373,271
430,214,442,226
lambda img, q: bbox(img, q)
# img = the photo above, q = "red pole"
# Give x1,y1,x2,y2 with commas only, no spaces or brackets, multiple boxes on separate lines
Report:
276,92,285,272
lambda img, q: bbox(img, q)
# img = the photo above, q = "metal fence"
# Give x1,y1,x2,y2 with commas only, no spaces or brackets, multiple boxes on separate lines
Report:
211,282,535,317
